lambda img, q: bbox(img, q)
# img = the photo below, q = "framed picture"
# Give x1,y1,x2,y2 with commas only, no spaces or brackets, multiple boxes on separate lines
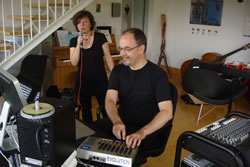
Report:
190,0,223,26
96,26,112,34
96,26,112,43
54,30,68,46
112,3,121,17
96,4,101,13
99,30,112,43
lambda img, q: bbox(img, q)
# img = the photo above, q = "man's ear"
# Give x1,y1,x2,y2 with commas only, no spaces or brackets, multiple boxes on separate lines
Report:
139,45,145,53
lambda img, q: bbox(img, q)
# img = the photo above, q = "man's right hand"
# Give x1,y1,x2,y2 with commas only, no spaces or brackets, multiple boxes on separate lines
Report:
112,122,126,140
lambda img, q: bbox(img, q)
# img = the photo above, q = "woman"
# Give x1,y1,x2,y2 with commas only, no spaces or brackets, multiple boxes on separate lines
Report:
70,10,114,123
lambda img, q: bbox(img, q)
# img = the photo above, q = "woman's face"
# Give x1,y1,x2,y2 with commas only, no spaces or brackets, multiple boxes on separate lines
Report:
77,17,91,32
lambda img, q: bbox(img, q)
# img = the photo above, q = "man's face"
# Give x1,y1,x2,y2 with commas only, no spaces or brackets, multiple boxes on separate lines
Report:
77,17,91,32
119,33,143,67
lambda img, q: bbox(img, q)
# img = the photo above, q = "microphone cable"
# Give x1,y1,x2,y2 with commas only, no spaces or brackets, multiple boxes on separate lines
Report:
76,43,83,116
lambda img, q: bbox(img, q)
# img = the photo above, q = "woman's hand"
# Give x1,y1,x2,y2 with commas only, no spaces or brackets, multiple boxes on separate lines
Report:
77,35,83,47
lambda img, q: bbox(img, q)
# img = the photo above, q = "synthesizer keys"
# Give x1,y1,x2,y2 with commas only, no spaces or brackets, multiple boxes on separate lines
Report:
77,136,138,167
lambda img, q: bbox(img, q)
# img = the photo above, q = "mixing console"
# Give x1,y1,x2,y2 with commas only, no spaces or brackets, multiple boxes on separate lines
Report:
196,117,250,146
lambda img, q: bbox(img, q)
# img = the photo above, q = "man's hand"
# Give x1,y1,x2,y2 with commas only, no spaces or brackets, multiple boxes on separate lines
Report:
126,130,146,149
113,121,126,140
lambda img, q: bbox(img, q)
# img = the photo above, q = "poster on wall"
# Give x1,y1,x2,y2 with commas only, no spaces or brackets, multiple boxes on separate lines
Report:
190,0,223,26
96,4,101,12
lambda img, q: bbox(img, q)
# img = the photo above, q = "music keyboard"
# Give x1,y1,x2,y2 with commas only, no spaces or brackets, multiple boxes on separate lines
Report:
76,136,138,167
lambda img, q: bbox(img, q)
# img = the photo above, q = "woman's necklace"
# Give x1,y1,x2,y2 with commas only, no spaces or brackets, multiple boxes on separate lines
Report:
83,32,93,48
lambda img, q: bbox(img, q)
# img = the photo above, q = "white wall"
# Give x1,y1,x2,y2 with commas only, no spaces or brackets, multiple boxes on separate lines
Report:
121,0,133,32
1,0,249,69
63,0,123,46
132,0,145,30
146,0,250,69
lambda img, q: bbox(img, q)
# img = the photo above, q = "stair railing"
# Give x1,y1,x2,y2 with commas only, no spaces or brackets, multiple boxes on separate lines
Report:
0,0,93,70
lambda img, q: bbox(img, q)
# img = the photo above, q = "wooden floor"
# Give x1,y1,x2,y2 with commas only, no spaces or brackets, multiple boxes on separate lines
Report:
90,67,250,167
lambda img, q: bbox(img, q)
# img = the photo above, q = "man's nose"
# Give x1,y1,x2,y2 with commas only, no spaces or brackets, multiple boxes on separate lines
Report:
119,50,126,56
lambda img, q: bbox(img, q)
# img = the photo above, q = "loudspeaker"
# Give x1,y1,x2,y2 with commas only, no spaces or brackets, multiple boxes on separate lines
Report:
17,97,76,167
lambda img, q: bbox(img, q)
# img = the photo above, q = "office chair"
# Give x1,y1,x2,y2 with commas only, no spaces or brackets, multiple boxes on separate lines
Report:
97,82,178,157
144,82,178,157
182,59,248,126
96,105,104,120
17,54,48,103
130,81,178,167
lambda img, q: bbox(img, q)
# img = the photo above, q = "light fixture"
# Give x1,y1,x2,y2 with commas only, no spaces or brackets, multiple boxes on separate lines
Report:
125,4,130,15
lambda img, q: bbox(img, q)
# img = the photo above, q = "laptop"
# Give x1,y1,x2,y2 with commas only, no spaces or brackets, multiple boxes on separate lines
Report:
75,119,95,140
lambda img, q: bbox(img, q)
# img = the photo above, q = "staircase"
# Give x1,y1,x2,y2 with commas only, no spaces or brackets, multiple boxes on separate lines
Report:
0,0,94,71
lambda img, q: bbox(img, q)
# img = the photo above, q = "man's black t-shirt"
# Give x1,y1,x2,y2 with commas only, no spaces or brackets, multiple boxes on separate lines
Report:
108,61,171,132
70,32,108,94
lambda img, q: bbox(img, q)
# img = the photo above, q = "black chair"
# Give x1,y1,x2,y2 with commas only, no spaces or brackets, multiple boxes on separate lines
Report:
131,82,178,167
145,82,178,157
96,105,105,120
96,82,178,156
16,54,48,103
182,59,248,125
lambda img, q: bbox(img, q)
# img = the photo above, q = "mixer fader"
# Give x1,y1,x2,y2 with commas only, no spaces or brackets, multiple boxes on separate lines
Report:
196,117,250,146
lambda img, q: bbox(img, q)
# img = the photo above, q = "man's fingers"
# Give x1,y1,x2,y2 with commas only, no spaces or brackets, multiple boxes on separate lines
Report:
113,125,126,140
126,136,132,148
121,128,126,140
126,134,143,149
130,139,136,149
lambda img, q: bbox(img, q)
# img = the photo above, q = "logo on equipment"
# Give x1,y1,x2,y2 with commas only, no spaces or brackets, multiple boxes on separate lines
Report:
107,156,130,166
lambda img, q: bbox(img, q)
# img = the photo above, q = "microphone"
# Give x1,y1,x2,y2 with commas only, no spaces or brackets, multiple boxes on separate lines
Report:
79,32,84,48
79,32,84,36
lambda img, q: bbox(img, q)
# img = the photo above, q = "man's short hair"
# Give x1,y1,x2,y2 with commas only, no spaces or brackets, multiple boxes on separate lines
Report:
122,28,147,52
72,10,96,31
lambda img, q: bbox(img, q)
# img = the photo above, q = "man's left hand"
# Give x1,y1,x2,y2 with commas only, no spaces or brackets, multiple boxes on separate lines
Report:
126,130,146,149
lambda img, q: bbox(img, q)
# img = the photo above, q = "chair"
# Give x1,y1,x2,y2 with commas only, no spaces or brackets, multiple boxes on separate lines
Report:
145,81,178,157
16,54,48,103
97,82,178,157
131,81,178,167
182,59,248,126
96,105,105,120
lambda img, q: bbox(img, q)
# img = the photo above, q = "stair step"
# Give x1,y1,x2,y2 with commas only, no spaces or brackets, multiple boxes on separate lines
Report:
0,27,30,36
0,46,13,51
8,15,52,21
0,41,13,51
24,3,70,8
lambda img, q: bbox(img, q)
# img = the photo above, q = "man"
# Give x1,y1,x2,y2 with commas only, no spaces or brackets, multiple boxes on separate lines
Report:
93,28,173,165
106,28,172,149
